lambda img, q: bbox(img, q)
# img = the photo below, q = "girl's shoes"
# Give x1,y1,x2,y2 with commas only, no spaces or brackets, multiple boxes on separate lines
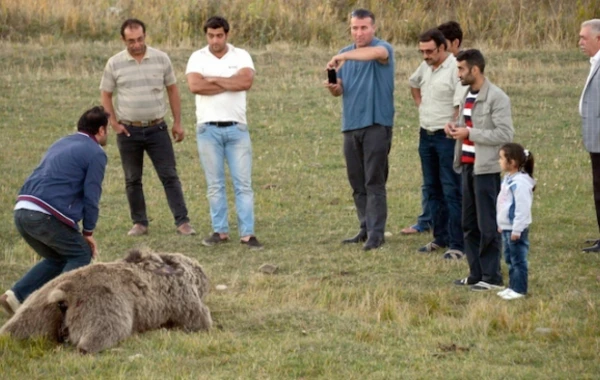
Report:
497,288,525,300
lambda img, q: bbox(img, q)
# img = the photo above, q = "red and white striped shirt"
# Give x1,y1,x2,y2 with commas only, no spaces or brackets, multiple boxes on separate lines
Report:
461,90,478,164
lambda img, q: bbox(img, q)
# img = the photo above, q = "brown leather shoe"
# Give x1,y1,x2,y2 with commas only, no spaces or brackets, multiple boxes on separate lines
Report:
177,222,196,236
127,223,148,236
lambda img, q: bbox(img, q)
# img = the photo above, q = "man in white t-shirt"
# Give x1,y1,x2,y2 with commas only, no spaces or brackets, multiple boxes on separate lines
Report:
186,16,262,249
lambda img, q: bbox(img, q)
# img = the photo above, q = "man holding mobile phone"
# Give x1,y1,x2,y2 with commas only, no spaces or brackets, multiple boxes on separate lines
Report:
324,8,395,251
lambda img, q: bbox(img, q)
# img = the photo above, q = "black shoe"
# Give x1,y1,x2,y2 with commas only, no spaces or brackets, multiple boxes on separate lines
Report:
241,236,264,250
417,241,446,253
582,241,600,252
362,237,385,251
342,232,367,244
202,232,229,247
470,281,505,292
453,277,478,286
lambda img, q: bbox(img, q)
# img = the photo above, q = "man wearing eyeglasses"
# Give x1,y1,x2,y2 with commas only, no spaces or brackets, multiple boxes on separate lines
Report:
402,21,464,237
408,28,467,260
325,8,394,251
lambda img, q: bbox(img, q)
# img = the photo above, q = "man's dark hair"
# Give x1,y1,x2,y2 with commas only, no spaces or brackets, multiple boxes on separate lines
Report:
456,49,486,74
350,8,375,23
419,28,448,49
77,106,109,135
120,19,146,38
437,21,463,47
203,16,230,34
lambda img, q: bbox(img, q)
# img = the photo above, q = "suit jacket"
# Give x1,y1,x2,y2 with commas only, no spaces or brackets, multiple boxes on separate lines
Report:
581,61,600,153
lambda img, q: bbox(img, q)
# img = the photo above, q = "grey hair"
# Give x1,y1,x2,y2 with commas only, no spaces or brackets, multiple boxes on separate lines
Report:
582,19,600,35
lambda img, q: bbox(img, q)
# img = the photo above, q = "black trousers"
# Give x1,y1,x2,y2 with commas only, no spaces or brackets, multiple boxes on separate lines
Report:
591,153,600,233
116,122,189,227
343,125,393,240
461,164,503,285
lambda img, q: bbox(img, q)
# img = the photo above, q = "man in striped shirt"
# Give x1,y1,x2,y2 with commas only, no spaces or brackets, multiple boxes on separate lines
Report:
101,19,195,237
445,49,514,291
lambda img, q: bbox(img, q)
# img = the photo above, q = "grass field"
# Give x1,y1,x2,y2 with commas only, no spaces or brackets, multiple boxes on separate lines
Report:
1,0,597,48
0,39,599,379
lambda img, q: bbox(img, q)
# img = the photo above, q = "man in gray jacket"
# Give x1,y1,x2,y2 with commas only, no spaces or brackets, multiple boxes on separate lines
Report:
444,49,514,291
579,19,600,252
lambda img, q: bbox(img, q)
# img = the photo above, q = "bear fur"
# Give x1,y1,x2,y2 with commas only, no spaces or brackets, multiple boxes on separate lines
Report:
0,249,212,353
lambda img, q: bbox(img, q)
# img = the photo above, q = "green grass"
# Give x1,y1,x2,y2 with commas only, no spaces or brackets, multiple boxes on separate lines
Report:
1,0,597,48
0,40,599,378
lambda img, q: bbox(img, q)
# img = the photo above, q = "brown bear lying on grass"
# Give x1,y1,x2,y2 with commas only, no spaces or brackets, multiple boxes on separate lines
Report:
0,249,212,353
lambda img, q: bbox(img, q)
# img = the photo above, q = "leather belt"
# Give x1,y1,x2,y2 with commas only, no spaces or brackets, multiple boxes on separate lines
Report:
120,118,164,127
421,128,445,136
206,121,238,127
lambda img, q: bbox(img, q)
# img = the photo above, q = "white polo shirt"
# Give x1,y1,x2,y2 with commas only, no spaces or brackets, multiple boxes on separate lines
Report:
186,43,255,124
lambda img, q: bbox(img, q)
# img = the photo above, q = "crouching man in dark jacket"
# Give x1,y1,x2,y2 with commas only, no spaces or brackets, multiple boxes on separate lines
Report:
0,106,109,316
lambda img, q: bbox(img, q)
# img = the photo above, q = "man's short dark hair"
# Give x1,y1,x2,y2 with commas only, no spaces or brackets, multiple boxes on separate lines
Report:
120,19,146,38
437,21,463,47
456,49,486,74
203,16,230,34
419,28,448,49
350,8,375,23
78,106,109,135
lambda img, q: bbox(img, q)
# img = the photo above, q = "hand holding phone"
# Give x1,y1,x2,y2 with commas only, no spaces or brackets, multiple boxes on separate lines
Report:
327,69,337,84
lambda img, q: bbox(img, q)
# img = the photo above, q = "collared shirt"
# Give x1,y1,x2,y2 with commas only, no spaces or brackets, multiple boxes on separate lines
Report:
337,37,395,132
100,46,177,121
580,49,600,115
185,43,254,125
409,54,467,131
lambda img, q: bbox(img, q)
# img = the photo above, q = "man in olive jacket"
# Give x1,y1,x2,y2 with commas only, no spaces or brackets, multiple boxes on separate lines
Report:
444,49,514,291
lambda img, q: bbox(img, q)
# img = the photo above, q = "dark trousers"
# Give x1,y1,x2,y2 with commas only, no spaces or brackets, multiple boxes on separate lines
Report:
343,125,393,240
418,129,463,250
117,122,189,227
12,209,92,302
462,165,503,285
591,153,600,233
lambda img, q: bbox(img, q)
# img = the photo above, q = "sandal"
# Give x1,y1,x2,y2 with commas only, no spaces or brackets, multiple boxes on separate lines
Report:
401,224,429,235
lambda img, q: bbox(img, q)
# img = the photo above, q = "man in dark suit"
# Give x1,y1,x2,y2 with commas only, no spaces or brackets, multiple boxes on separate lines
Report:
579,19,600,252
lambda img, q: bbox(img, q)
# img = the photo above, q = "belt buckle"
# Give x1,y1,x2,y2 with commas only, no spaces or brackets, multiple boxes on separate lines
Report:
141,121,149,127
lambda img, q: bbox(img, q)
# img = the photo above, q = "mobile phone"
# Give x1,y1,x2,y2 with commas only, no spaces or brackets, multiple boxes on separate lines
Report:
327,69,337,84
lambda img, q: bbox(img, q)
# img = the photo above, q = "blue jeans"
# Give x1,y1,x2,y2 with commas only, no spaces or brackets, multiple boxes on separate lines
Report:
12,209,92,302
116,122,189,227
196,123,255,237
502,229,529,294
415,185,432,231
418,129,463,250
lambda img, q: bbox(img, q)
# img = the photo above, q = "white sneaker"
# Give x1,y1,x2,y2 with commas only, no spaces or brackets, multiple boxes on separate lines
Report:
497,288,511,297
500,289,525,300
0,290,21,315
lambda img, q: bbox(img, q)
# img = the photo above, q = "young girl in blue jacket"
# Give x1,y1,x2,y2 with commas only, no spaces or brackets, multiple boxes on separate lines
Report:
496,143,536,300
